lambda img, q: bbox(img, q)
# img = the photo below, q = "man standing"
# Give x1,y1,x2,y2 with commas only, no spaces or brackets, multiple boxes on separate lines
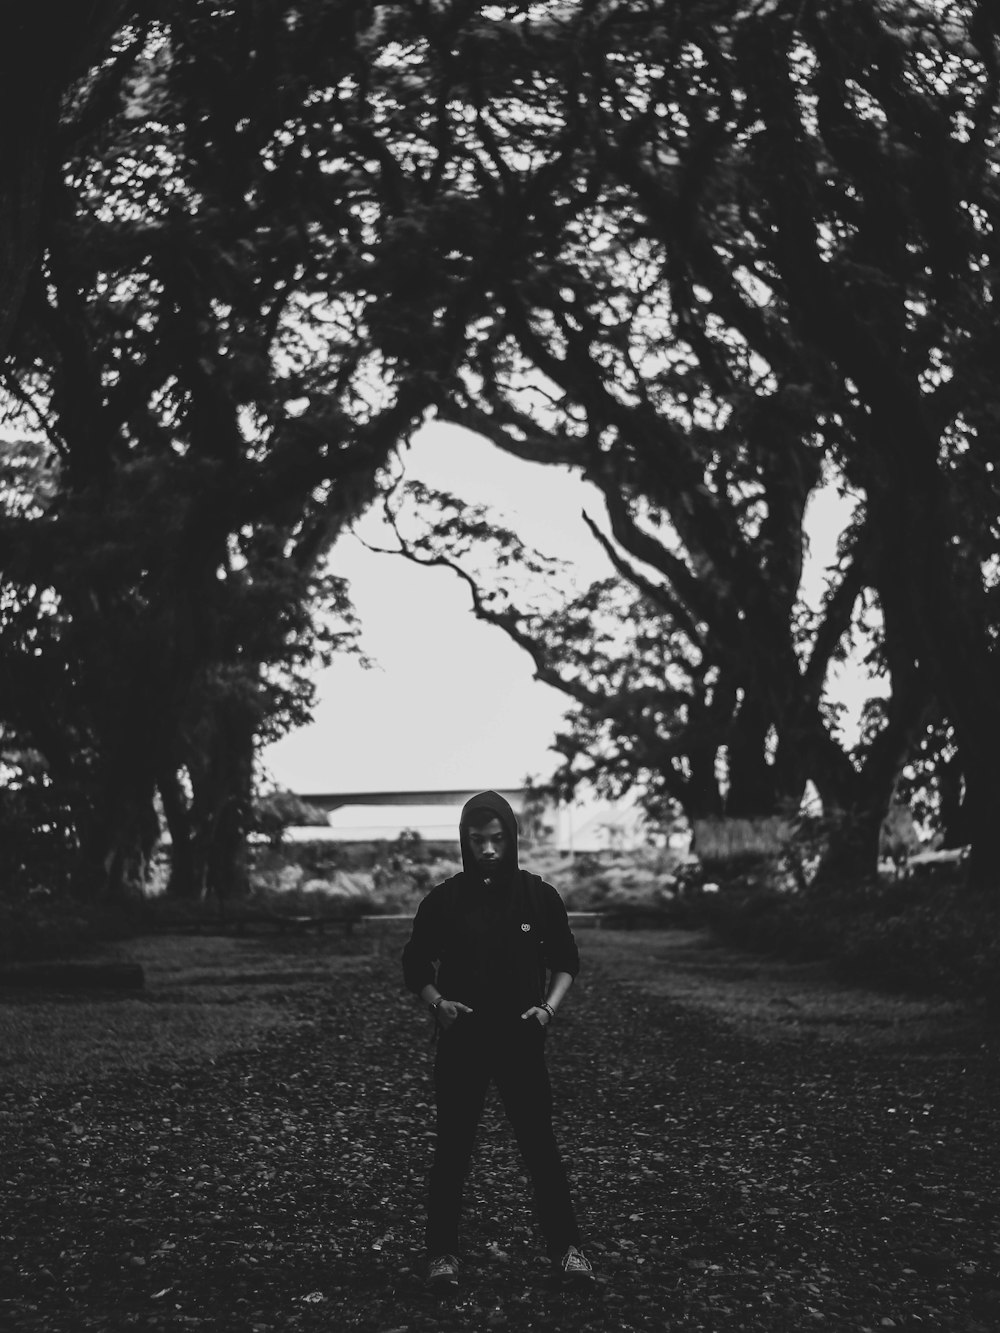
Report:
402,790,593,1287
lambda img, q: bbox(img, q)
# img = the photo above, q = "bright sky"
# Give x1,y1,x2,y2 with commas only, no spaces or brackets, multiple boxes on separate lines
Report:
262,421,615,794
261,420,865,796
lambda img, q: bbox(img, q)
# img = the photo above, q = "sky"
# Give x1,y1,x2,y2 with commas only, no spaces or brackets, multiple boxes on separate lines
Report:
262,421,616,795
261,420,862,797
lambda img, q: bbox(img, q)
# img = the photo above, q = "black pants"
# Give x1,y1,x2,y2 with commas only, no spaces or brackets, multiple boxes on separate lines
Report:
426,1013,581,1258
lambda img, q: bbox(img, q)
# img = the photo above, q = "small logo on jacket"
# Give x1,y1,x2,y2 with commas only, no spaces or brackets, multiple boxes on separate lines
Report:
521,922,531,932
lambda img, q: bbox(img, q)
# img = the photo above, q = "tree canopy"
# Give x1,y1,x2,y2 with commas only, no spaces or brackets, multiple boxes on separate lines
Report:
2,0,999,895
355,0,1000,886
0,0,517,899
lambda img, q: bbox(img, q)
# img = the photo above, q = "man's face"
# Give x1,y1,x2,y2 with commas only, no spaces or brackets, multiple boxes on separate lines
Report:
468,817,507,866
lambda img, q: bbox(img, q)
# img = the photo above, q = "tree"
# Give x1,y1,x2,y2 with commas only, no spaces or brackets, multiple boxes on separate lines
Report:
253,788,330,850
696,0,1000,887
374,0,1000,887
0,1,580,901
895,715,974,849
7,0,999,897
0,2,153,360
0,2,499,900
374,471,923,894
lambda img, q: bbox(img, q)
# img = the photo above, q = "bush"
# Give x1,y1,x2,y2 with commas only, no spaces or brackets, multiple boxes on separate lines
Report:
247,838,463,915
0,889,143,964
834,880,1000,1002
0,776,79,897
701,865,1000,1003
252,790,330,847
531,846,706,927
246,879,376,918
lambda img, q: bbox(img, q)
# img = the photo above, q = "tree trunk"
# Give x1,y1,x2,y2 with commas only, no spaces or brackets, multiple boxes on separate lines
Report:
76,771,159,903
0,2,139,359
910,589,1000,889
189,707,256,902
959,758,1000,892
159,767,209,901
809,636,926,890
938,751,972,851
725,696,779,819
680,743,726,823
0,107,49,362
862,411,999,892
810,806,884,891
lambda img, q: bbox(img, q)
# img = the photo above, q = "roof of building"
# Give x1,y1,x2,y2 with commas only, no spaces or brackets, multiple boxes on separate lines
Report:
297,787,527,813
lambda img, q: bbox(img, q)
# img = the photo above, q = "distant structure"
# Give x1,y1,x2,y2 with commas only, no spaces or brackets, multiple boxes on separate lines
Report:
291,787,650,852
299,788,528,815
293,788,524,844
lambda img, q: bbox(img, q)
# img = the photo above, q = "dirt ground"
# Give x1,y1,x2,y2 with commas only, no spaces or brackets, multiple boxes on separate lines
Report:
1,925,998,1332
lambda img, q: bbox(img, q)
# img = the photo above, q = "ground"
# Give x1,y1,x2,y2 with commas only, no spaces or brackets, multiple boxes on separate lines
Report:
1,925,998,1332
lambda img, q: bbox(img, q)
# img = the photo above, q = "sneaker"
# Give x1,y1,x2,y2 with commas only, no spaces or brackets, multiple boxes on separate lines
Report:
427,1253,460,1287
559,1245,595,1280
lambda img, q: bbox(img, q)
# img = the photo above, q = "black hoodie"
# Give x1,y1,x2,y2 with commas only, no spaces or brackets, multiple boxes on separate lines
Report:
401,790,580,1019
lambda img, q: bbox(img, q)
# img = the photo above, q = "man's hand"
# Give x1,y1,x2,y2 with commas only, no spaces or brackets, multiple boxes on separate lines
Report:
436,999,474,1030
520,1005,552,1027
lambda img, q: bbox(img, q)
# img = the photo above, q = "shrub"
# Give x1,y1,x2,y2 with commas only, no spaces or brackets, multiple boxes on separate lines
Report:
0,889,143,964
247,879,376,919
252,790,330,847
833,880,1000,1001
0,773,79,897
701,863,1000,1003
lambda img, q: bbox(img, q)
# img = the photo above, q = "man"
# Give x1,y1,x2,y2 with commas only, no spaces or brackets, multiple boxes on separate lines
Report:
402,790,594,1287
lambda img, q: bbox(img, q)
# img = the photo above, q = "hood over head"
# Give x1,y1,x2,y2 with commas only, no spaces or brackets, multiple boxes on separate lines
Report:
459,790,520,886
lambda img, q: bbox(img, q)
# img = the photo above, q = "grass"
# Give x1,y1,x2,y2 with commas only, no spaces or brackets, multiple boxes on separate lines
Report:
0,934,372,1087
2,924,989,1090
588,927,985,1050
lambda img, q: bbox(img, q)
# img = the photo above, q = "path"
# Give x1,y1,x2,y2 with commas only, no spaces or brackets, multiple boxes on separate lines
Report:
1,929,998,1332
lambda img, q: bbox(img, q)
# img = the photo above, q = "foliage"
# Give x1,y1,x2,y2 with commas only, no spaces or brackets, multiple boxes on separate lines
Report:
0,886,144,966
252,789,331,848
246,838,463,916
0,1,510,901
245,880,376,920
894,715,971,847
0,740,78,895
0,0,145,360
352,0,1000,887
5,0,1000,901
704,867,1000,1004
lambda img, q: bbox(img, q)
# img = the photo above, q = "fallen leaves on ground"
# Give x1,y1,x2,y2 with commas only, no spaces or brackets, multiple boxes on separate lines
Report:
1,936,998,1332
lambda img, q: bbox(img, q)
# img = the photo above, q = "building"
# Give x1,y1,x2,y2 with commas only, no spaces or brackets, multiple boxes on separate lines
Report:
292,787,650,852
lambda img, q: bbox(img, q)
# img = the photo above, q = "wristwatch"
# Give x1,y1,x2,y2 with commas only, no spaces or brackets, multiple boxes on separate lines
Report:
429,995,446,1013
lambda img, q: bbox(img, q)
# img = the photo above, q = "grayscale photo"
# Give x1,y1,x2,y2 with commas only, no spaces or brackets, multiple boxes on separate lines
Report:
1,2,998,1331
